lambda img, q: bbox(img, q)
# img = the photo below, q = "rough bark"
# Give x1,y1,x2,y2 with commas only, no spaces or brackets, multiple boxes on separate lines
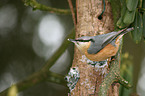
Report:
70,0,117,95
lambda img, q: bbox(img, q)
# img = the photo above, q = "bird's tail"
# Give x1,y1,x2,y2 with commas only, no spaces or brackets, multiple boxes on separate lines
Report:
101,27,134,48
110,27,134,43
116,27,134,37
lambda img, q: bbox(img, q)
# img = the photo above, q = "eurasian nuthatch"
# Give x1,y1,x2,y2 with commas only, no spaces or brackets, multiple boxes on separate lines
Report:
68,28,134,61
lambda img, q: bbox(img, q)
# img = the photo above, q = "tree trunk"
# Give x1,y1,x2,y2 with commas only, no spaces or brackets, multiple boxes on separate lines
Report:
70,0,118,95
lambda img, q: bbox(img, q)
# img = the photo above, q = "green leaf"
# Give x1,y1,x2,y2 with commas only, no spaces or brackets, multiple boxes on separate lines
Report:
117,17,127,28
123,9,136,25
131,11,143,43
110,0,121,29
126,0,138,11
117,0,128,28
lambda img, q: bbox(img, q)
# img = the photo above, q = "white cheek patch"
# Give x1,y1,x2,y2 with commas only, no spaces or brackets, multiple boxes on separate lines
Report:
74,43,85,54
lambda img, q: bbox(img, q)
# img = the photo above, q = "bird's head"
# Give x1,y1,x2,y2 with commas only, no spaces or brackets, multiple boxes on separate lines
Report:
68,36,94,54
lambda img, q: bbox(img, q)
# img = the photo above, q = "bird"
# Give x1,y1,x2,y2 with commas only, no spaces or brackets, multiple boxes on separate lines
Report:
68,27,134,61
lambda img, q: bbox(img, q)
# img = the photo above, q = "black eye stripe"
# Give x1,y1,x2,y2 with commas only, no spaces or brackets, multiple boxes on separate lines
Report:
75,39,94,42
75,40,90,42
90,39,95,42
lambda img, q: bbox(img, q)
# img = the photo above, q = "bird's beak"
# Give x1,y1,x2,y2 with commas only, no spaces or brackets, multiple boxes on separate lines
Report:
67,39,76,43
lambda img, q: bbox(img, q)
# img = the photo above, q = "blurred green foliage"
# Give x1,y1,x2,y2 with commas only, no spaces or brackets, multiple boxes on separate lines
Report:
110,0,145,43
120,52,133,96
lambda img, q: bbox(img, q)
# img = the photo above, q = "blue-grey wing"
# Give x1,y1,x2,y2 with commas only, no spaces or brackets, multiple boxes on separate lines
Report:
87,41,102,54
87,32,117,54
102,32,118,47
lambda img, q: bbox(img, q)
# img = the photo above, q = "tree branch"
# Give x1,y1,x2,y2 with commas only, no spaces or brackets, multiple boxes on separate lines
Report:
23,0,72,15
68,0,77,28
117,75,132,89
0,71,66,96
0,29,75,96
42,28,75,69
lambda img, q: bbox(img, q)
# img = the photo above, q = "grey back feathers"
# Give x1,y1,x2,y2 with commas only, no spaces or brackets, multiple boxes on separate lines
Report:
87,32,119,54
